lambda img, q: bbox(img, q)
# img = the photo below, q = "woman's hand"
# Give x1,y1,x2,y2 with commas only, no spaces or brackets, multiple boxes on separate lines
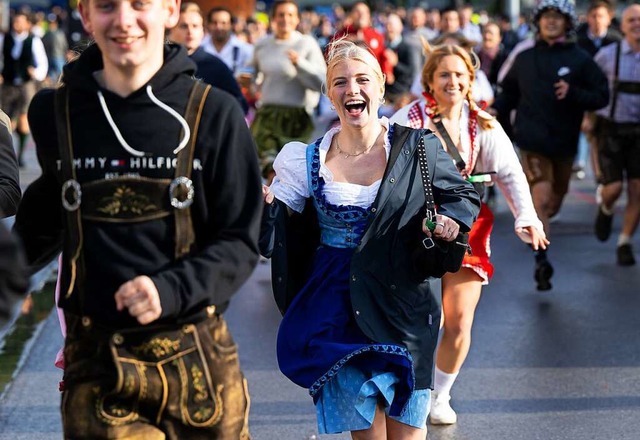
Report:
262,184,274,204
422,214,460,242
517,226,550,251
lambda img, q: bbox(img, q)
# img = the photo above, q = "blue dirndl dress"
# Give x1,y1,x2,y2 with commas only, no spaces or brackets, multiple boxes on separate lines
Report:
276,137,430,434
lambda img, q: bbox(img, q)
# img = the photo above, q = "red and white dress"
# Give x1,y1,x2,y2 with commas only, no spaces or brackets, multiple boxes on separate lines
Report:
390,99,544,284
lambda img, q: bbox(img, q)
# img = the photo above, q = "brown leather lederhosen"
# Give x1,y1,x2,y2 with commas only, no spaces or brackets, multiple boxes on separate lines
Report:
55,82,251,439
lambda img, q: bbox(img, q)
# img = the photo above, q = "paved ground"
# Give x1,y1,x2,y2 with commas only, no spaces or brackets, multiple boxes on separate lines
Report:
1,138,639,439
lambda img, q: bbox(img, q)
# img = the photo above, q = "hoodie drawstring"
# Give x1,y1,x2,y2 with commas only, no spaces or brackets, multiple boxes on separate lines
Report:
97,85,190,157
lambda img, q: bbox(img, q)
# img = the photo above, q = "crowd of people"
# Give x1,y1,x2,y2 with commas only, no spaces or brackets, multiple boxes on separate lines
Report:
0,0,637,438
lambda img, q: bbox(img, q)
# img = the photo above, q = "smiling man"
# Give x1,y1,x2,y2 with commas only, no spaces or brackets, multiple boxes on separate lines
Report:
249,0,326,181
14,0,262,437
494,0,609,291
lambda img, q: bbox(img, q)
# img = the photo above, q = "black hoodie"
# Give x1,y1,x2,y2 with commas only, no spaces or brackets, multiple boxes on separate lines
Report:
15,43,262,328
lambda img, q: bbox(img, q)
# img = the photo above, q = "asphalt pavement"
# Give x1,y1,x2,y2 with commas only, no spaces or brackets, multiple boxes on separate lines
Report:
1,139,639,439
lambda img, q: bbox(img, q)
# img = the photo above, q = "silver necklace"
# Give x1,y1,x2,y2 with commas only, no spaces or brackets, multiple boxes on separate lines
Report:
335,134,378,159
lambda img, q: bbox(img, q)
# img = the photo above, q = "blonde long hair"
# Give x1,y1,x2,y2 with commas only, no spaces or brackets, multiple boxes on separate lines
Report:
420,39,494,130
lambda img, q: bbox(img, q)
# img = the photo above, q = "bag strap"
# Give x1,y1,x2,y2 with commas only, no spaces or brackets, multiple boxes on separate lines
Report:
55,85,85,302
432,117,466,173
174,80,211,259
416,134,436,219
417,133,472,254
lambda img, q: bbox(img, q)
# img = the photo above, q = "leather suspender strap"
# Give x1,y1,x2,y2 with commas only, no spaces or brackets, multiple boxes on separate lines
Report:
610,41,621,120
174,81,211,259
433,118,466,173
55,86,85,301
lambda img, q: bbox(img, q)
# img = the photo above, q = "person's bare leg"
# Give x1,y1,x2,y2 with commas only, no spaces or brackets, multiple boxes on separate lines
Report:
386,415,427,440
431,268,482,424
600,181,623,212
530,180,553,237
351,404,386,440
621,179,640,238
529,180,556,289
616,179,640,265
436,269,483,374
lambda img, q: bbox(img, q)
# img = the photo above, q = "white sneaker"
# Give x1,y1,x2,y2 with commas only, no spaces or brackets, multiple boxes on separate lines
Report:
595,184,603,205
429,393,457,425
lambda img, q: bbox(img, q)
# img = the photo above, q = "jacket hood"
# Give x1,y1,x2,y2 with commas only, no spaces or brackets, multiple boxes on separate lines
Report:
62,43,196,95
533,0,578,33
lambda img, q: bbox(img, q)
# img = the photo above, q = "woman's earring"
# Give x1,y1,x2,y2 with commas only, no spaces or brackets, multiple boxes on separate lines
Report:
379,97,386,105
330,103,336,111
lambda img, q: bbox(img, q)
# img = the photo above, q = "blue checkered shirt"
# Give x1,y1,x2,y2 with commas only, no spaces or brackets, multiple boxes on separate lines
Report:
594,39,640,123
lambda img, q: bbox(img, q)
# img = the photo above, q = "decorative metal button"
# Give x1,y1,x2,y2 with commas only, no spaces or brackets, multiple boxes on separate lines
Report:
112,333,124,345
169,176,195,209
389,178,395,183
61,179,82,211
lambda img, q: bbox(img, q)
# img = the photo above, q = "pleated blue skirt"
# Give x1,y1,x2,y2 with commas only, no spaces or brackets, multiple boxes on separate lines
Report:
276,246,429,433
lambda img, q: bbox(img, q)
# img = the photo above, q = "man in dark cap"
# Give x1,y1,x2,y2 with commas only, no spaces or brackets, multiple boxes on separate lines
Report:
494,0,609,290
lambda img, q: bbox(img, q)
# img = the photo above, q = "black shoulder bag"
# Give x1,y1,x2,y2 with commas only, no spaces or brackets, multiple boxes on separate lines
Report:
412,134,471,279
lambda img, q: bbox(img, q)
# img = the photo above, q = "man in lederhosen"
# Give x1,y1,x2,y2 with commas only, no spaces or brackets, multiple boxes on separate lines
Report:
593,4,640,266
14,0,262,437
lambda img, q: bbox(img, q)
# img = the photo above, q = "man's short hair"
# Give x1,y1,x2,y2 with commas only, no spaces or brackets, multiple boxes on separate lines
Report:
441,7,458,16
181,2,202,17
483,21,502,36
207,6,233,24
13,11,30,21
587,0,614,14
270,0,299,18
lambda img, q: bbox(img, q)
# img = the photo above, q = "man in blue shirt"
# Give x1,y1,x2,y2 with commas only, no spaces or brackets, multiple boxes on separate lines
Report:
593,4,640,266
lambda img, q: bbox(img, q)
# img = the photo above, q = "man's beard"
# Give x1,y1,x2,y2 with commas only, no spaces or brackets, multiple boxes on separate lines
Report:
213,31,231,44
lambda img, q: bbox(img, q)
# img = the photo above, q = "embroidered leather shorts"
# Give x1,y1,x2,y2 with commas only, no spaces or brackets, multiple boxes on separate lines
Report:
61,313,251,439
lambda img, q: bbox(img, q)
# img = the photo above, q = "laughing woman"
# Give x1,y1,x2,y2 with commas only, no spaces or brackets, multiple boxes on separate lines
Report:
260,39,480,438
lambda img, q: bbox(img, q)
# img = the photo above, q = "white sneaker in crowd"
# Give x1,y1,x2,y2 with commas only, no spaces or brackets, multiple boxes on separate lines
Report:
596,184,603,205
429,392,457,425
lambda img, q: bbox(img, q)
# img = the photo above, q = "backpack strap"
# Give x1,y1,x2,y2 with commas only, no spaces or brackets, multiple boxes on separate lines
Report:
173,80,211,259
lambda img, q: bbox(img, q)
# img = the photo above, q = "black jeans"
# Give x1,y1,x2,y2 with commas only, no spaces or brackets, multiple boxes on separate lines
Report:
62,313,250,439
